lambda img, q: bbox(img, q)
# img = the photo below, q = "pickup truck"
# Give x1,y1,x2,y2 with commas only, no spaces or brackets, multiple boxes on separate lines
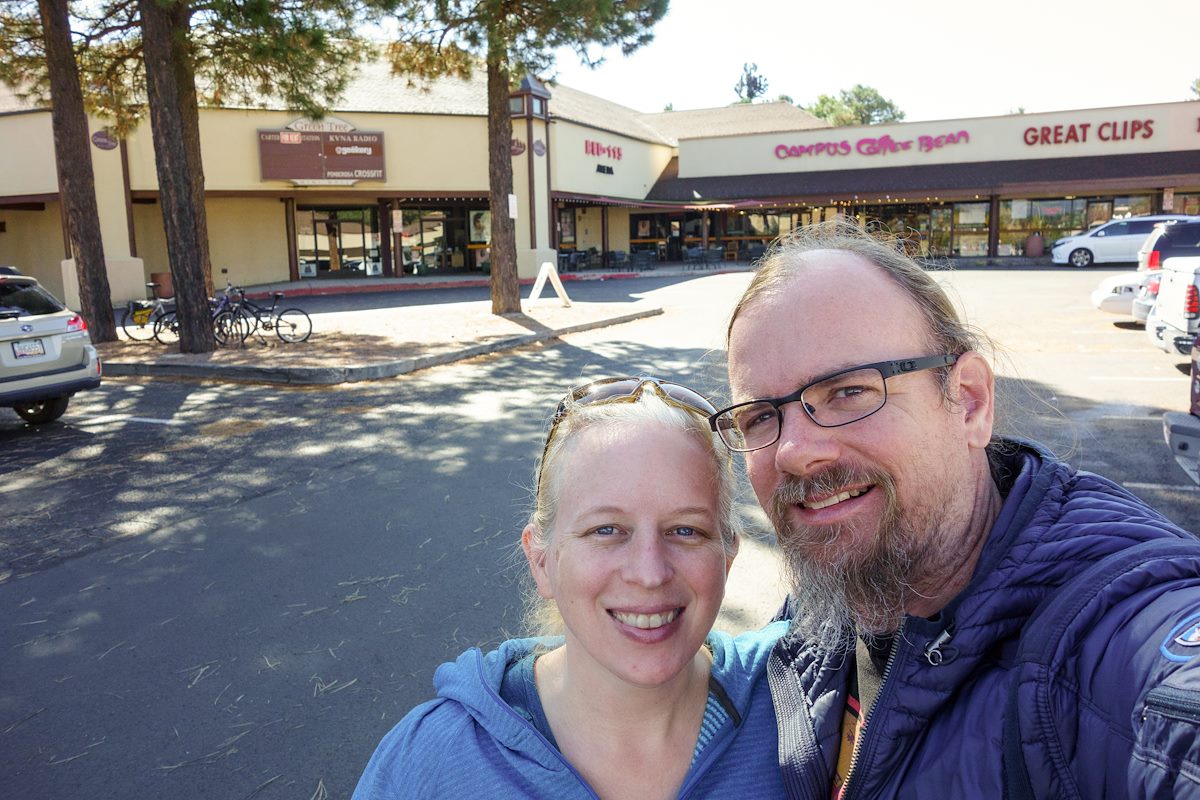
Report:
1163,334,1200,484
1149,255,1200,356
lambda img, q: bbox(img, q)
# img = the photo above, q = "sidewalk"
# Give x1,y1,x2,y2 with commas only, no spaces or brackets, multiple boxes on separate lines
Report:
94,253,1054,386
97,264,725,385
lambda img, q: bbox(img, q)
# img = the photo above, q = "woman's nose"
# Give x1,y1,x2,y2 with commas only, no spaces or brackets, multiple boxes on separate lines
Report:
622,533,673,588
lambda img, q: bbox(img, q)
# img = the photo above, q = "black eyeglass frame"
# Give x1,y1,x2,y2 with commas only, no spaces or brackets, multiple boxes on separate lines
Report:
708,354,959,452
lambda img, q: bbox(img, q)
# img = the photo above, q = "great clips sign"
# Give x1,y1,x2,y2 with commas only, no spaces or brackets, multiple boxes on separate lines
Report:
1022,117,1154,147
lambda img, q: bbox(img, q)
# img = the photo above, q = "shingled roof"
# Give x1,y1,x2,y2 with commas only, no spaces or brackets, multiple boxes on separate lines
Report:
638,102,828,143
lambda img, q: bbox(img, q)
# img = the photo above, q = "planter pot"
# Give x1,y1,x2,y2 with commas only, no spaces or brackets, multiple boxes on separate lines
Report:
1024,234,1045,258
149,271,174,299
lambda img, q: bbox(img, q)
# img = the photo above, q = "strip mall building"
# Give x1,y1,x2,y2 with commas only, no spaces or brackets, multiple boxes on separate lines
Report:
2,61,1198,306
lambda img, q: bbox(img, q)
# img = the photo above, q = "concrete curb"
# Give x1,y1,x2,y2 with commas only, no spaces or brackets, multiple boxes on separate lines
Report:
102,307,664,385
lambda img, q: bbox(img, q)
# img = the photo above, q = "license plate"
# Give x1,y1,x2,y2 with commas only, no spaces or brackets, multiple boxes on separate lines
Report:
13,338,46,358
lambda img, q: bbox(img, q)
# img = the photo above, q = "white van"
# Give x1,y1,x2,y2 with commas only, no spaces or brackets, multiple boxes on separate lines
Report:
1050,214,1193,267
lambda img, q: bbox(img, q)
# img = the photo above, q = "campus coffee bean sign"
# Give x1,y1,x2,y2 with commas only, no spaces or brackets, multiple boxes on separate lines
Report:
258,118,386,184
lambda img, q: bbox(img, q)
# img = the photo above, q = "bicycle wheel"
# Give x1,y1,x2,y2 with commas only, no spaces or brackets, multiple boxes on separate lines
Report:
213,310,248,347
153,311,180,345
273,308,312,343
120,305,160,341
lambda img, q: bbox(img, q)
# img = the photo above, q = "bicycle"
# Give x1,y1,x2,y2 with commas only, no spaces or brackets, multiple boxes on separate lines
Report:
152,282,247,346
231,288,312,344
120,281,175,341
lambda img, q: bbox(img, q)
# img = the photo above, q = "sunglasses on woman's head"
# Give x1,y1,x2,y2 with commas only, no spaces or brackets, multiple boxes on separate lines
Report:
535,377,718,494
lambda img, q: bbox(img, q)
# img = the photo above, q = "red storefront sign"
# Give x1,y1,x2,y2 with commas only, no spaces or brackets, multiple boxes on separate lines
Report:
1021,118,1154,146
584,139,622,160
774,130,970,160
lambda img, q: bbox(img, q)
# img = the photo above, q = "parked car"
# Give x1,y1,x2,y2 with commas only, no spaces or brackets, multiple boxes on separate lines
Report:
1051,214,1193,267
1090,272,1144,316
1128,219,1200,324
0,268,101,423
1138,218,1200,271
1149,255,1200,356
1163,334,1200,484
1131,271,1160,324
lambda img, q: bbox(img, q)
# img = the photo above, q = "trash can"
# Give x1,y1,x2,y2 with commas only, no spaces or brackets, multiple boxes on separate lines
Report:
149,271,174,299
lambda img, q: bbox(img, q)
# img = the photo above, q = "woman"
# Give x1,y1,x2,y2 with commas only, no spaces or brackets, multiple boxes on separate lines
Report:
352,377,789,799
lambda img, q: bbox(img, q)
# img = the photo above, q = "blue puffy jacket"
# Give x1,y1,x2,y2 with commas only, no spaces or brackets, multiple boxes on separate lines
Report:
771,438,1200,799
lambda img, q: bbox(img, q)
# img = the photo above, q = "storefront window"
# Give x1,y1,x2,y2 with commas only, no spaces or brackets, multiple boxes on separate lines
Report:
296,206,381,277
683,212,708,240
1176,194,1200,215
1113,195,1152,218
391,206,478,274
998,197,1086,255
929,206,952,257
629,213,668,246
559,208,576,245
952,202,989,257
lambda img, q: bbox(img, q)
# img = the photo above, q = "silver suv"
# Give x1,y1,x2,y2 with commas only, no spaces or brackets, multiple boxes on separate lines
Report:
0,268,102,423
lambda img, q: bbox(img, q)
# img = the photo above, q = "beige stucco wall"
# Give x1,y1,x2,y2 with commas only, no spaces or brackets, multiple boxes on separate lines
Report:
551,122,673,200
87,120,134,260
0,205,66,295
132,203,168,281
0,112,57,195
573,207,605,252
132,198,287,288
124,109,490,194
208,197,289,287
681,101,1200,179
606,208,631,253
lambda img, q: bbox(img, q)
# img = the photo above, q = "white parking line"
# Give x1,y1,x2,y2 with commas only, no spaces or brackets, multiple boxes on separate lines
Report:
74,414,184,426
1124,481,1200,494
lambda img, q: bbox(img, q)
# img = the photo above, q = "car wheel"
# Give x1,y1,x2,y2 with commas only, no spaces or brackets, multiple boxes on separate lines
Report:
14,396,70,424
1068,248,1094,268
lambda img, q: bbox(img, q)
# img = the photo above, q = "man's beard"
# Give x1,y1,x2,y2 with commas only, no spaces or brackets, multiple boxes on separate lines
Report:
771,462,935,655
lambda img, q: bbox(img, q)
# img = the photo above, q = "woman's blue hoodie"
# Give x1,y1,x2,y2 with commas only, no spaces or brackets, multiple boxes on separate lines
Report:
353,622,789,799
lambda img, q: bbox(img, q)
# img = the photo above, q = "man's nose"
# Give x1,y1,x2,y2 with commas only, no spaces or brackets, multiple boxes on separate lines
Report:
774,402,840,476
622,533,674,588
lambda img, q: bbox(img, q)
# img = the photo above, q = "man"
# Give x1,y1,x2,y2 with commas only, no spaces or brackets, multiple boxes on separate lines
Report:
710,220,1200,798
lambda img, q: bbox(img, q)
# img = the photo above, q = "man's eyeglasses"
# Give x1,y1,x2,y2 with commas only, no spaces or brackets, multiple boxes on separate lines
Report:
536,377,718,493
707,355,958,453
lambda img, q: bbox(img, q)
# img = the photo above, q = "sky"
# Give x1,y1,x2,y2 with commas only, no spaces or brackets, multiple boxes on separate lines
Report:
550,0,1200,122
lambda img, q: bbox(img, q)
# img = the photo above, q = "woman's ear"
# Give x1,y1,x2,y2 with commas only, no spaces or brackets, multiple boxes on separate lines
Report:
522,524,554,600
952,351,995,449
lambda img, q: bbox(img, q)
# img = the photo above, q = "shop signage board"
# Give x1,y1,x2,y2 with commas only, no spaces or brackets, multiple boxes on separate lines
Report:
258,117,385,184
679,101,1200,179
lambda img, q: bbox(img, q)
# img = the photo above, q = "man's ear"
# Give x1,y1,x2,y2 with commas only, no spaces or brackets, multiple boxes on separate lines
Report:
952,351,995,449
522,524,554,600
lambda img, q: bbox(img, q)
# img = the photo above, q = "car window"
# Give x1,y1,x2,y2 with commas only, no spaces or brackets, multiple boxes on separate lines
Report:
0,282,65,316
1127,220,1157,235
1097,222,1129,237
1161,224,1200,252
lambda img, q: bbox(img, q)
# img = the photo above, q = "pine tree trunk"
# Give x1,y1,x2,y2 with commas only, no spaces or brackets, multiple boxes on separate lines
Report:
139,0,214,352
37,0,116,342
486,55,520,315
